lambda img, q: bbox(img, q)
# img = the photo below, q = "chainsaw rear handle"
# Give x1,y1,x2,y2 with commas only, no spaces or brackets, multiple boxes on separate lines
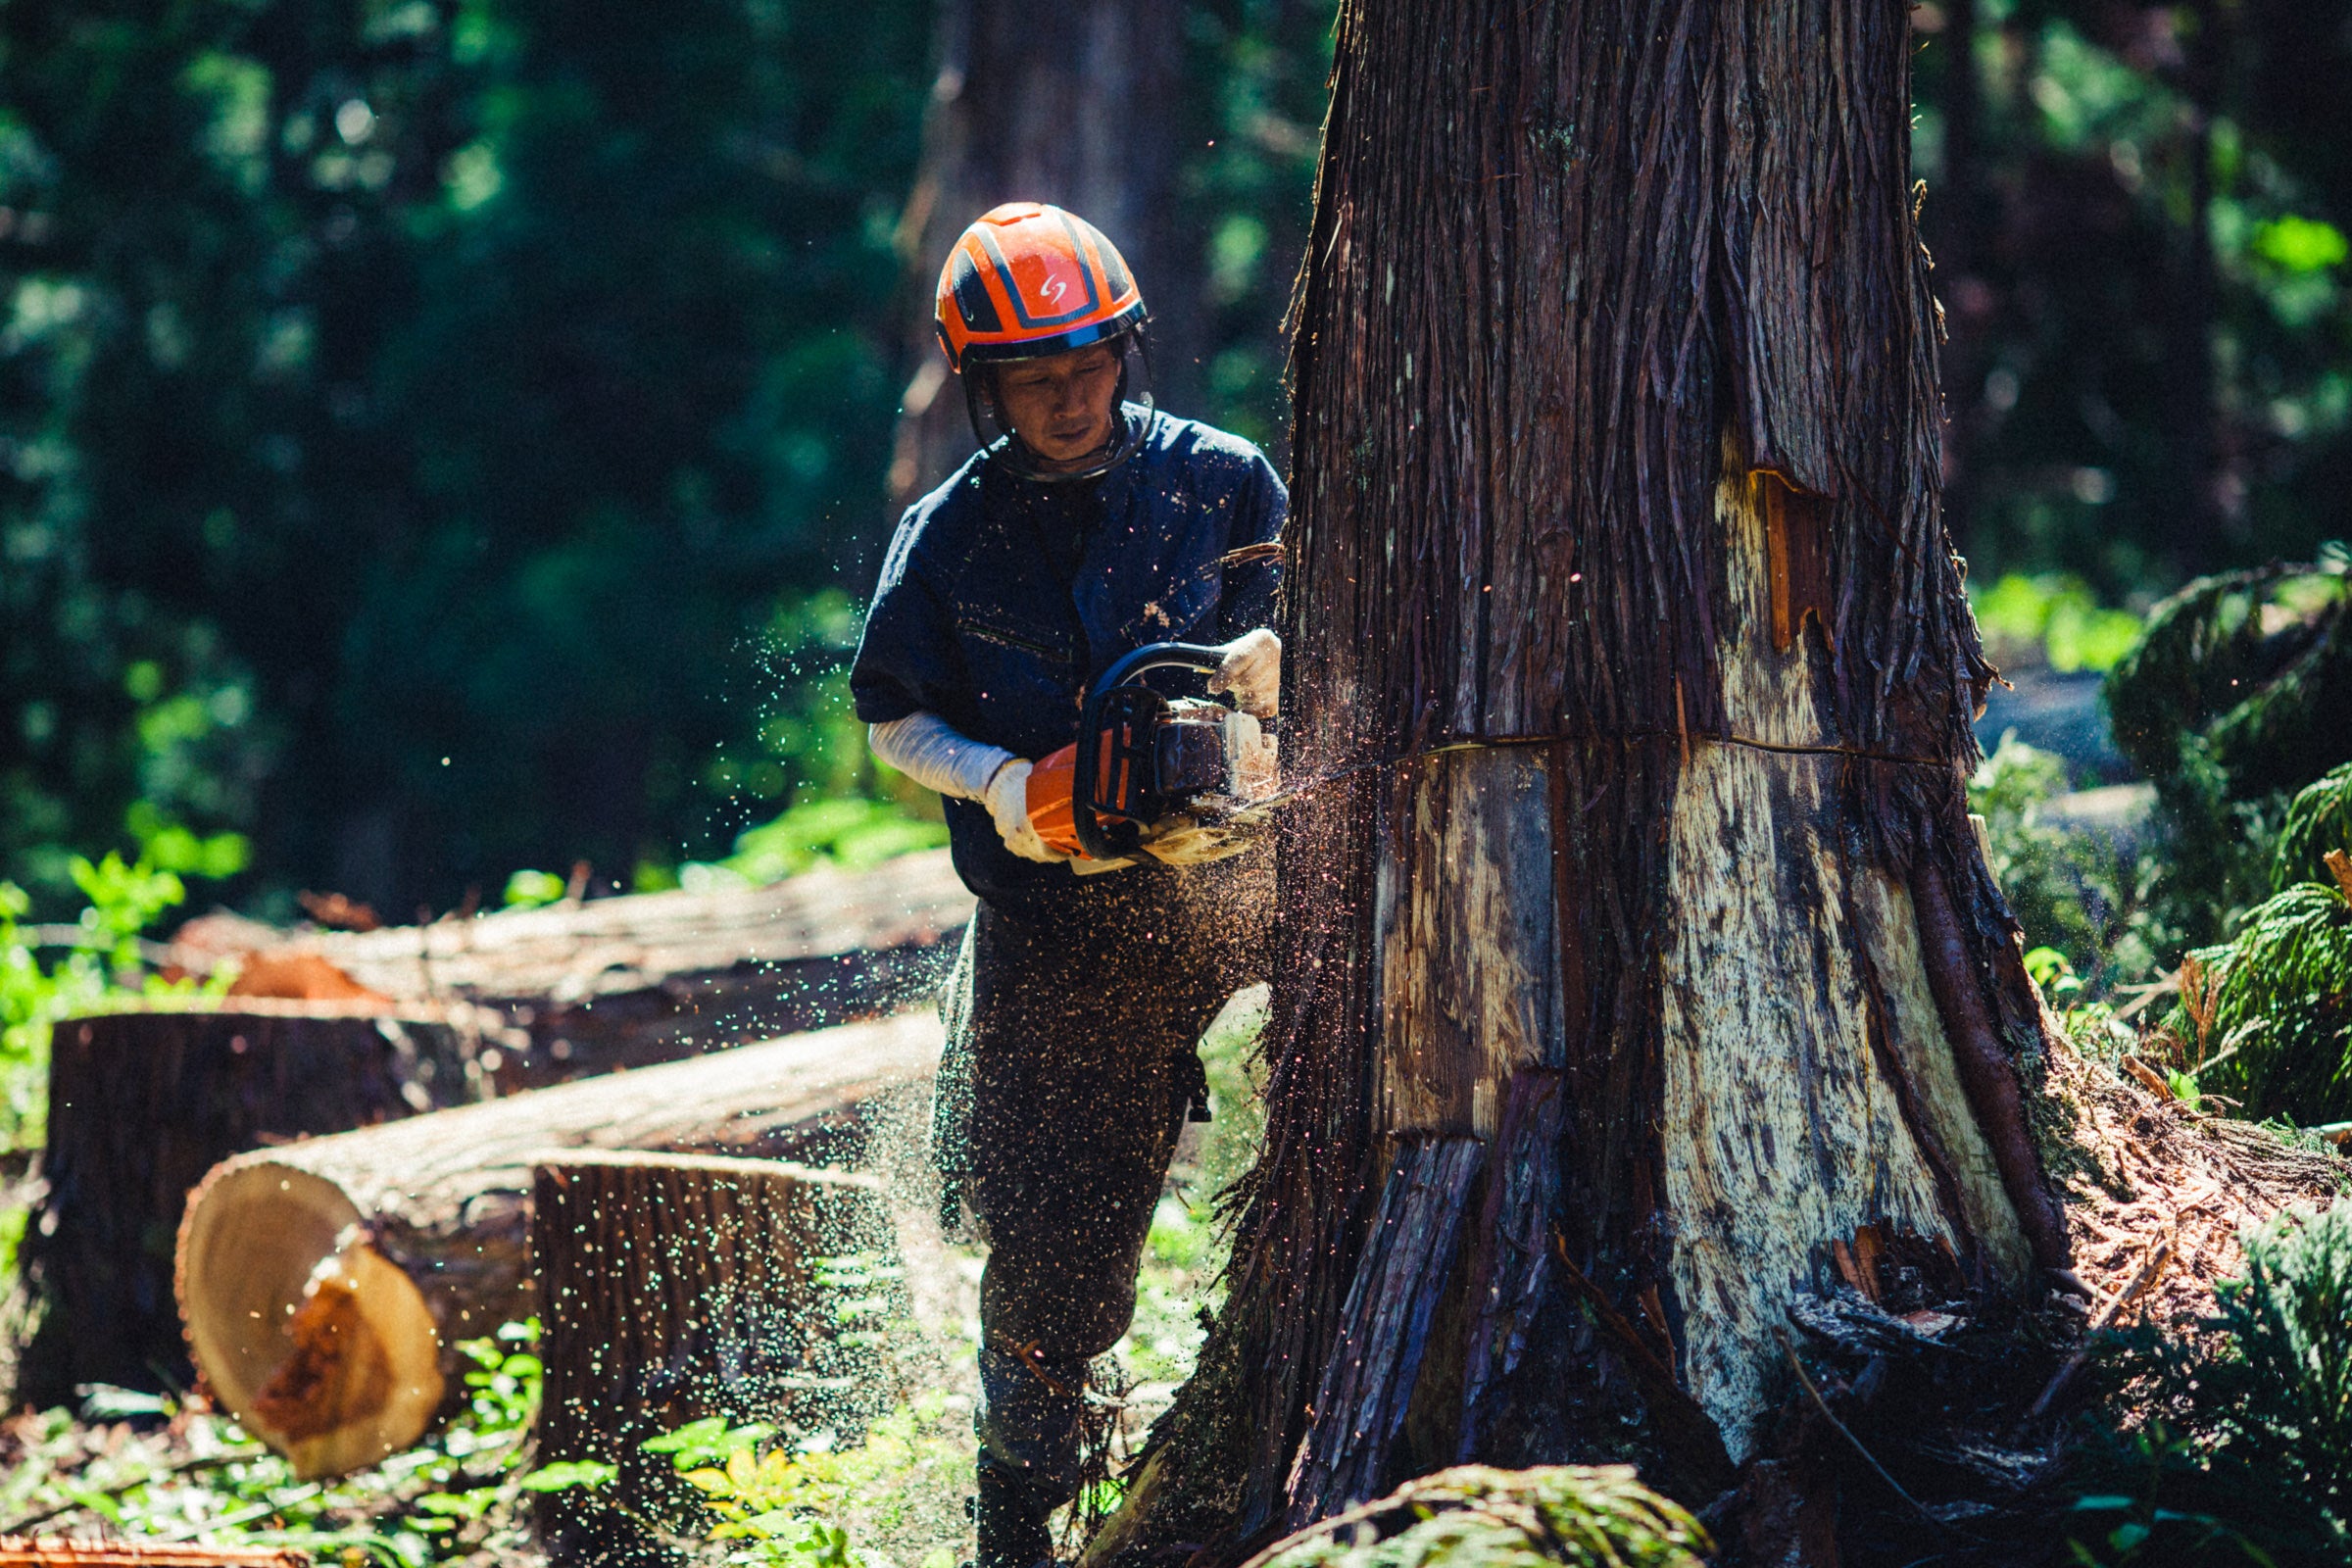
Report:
1072,642,1230,861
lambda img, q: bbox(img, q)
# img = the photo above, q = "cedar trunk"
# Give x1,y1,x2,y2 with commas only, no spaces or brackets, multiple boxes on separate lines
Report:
17,1005,472,1407
1116,0,2069,1551
532,1152,896,1567
885,0,1196,508
173,1012,940,1480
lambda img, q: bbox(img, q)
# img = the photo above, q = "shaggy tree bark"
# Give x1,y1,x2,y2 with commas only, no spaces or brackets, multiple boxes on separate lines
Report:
174,1012,939,1480
532,1152,896,1566
1105,0,2070,1554
885,0,1197,508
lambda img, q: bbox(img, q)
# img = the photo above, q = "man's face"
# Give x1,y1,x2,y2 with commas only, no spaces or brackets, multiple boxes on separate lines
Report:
990,344,1121,468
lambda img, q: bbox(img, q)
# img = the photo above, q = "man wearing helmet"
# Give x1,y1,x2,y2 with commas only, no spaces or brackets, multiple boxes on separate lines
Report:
851,203,1283,1567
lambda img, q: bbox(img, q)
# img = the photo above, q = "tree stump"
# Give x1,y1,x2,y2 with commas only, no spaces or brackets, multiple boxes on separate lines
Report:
532,1152,897,1567
17,1004,471,1406
174,1010,940,1480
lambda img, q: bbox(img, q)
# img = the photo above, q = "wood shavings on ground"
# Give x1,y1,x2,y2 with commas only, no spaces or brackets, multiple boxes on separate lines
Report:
2046,1041,2346,1331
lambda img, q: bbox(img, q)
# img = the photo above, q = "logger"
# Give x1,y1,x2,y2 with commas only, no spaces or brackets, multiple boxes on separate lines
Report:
851,201,1283,1568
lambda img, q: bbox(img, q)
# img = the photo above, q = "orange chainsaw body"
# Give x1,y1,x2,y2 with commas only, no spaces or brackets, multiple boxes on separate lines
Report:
1025,666,1276,863
1027,743,1084,857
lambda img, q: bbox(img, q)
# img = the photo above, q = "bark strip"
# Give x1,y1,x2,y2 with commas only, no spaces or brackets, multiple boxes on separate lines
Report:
1907,860,2072,1270
1281,1136,1484,1525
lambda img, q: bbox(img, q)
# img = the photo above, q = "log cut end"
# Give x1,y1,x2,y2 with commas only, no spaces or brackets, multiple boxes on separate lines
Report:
176,1159,444,1478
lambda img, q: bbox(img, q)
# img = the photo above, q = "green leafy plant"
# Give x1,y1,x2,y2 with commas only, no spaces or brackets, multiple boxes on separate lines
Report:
0,1319,571,1564
1974,571,2146,674
1972,734,2159,991
640,1395,968,1568
0,818,243,1157
705,797,950,888
2105,555,2352,953
2273,764,2352,895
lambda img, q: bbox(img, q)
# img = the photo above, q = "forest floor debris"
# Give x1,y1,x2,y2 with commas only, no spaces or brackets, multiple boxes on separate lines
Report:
2046,1039,2345,1332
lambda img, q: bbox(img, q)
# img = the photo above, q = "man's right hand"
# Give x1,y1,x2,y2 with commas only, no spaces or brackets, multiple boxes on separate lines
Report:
985,760,1071,863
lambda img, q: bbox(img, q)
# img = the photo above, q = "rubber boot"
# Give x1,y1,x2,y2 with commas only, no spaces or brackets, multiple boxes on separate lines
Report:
975,1462,1055,1568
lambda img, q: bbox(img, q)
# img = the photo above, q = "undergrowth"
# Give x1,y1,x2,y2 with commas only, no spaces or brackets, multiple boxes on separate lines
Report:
2073,1199,2352,1566
2158,764,2352,1123
1972,733,2160,992
2105,551,2351,955
0,1322,566,1565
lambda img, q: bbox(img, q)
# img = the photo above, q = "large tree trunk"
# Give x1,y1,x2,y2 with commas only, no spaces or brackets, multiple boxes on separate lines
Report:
1111,0,2070,1553
174,1012,940,1480
885,0,1197,509
532,1152,897,1567
16,1005,473,1407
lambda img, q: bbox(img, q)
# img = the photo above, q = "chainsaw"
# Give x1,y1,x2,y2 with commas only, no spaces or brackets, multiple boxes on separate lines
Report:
1025,642,1283,867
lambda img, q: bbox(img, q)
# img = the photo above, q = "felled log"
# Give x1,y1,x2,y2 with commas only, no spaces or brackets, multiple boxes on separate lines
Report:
16,1004,475,1407
169,851,973,1083
175,1011,940,1480
0,1544,310,1567
532,1152,895,1566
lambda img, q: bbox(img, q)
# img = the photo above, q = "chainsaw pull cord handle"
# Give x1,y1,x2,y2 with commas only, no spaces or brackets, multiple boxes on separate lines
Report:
1072,642,1230,862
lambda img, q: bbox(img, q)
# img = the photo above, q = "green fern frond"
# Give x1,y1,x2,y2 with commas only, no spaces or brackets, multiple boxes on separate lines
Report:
2181,879,2352,1121
2275,763,2352,896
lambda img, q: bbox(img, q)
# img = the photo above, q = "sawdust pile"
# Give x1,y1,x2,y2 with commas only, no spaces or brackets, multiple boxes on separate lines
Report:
2046,1040,2346,1330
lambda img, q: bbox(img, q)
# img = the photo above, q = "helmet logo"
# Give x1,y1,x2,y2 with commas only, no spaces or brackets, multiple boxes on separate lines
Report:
1042,275,1069,307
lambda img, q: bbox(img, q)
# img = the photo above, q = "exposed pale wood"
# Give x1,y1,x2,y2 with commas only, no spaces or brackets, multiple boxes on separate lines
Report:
1713,457,1836,750
1657,736,1954,1463
1374,750,1558,1140
175,1012,942,1479
17,1007,471,1406
1849,874,2033,1281
533,1152,895,1566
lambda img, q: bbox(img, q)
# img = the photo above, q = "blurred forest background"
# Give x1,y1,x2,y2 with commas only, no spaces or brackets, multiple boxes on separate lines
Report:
0,0,2345,930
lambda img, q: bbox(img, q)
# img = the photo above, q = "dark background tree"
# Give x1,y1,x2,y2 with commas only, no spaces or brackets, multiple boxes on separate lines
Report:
1915,0,2352,588
0,0,1328,918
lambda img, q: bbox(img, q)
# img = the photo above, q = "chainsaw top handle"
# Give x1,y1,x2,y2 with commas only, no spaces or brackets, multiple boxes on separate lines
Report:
1072,642,1230,862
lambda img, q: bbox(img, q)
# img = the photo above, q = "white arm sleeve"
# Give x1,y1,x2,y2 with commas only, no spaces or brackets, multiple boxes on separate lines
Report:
867,712,1015,804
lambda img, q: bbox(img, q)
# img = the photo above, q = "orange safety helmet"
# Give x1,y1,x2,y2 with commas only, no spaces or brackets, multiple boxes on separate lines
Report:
934,203,1148,372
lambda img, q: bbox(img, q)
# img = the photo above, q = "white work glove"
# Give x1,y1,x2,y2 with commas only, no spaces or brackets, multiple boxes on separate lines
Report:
1208,627,1281,717
984,759,1069,863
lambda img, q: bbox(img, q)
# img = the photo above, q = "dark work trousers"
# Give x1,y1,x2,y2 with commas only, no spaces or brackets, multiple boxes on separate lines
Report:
932,856,1270,1520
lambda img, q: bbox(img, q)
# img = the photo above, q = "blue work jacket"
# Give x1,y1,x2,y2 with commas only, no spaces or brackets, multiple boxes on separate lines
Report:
851,406,1286,905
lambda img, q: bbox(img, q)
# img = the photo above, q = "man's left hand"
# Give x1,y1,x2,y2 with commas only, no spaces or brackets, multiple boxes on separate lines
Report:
1209,628,1281,717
